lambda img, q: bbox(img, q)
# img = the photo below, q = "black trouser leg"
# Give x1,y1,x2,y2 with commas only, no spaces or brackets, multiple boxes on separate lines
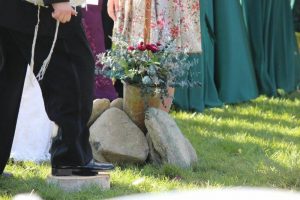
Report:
0,27,27,174
36,32,95,167
2,27,95,168
102,0,114,49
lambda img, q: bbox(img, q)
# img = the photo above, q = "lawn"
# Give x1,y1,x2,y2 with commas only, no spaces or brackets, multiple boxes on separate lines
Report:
0,95,299,200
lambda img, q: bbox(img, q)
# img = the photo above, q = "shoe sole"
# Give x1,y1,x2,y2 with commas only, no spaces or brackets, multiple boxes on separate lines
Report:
52,168,111,176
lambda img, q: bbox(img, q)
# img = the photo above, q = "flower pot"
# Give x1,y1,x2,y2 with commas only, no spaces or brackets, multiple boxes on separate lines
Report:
123,82,161,133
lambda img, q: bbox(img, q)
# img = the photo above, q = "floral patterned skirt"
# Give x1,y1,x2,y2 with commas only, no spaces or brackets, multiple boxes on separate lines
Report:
114,0,202,53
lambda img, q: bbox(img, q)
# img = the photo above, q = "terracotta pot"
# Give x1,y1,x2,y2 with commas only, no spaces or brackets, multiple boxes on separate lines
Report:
123,82,161,132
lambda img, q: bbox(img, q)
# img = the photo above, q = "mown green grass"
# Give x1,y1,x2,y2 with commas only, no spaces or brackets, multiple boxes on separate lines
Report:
0,95,299,200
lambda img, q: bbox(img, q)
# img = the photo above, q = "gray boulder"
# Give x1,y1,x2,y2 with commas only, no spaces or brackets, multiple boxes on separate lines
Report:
145,108,198,168
89,108,149,164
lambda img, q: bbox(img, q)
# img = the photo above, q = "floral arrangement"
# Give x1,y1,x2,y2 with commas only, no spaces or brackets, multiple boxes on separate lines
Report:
96,36,200,101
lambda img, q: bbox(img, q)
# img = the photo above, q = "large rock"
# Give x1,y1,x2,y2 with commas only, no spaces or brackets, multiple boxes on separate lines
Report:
90,108,149,164
88,99,110,127
146,133,161,165
110,98,123,110
145,108,198,168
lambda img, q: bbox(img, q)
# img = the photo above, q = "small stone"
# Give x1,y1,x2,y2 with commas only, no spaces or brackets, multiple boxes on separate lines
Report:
110,98,123,110
88,99,110,127
47,173,110,191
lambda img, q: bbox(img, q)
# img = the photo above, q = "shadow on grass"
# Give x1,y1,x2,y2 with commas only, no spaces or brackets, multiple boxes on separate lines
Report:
176,117,299,144
205,108,299,128
174,95,300,117
0,174,145,200
172,116,300,190
0,176,46,197
193,137,300,189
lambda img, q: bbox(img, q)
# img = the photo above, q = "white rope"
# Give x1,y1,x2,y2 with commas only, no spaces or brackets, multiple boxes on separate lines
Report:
28,0,87,81
29,6,60,81
29,5,40,72
36,21,60,81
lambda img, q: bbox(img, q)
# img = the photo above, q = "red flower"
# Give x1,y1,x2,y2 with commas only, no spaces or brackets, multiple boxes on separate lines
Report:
146,44,159,53
170,26,180,38
128,46,135,51
137,42,146,51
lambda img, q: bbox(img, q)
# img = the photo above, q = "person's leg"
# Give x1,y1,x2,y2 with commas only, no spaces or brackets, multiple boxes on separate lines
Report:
33,32,95,167
102,0,114,49
160,87,175,113
7,25,113,175
102,0,124,97
0,27,28,174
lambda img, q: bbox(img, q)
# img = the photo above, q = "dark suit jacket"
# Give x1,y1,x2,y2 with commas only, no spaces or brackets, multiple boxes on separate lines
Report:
0,0,83,37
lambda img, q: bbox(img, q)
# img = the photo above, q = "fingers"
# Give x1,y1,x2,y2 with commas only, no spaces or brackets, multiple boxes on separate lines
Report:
52,2,77,23
52,12,71,23
71,9,78,16
108,0,119,21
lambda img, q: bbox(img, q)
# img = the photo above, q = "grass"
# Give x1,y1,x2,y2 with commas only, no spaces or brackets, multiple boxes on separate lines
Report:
0,94,299,199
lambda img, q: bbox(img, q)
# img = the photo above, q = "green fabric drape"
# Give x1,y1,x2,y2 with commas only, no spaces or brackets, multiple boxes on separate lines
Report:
242,0,300,95
174,54,204,112
175,0,300,112
174,0,222,112
175,0,258,111
214,0,259,103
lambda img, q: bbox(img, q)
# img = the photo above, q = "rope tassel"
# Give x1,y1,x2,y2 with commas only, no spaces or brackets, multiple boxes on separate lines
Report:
36,21,60,80
30,6,60,81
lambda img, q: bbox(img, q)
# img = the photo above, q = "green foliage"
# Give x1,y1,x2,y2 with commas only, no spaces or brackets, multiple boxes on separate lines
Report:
1,95,299,199
97,36,200,100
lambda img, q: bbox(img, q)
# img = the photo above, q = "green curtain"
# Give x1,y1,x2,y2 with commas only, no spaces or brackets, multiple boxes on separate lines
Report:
173,54,204,112
214,0,259,103
174,0,258,111
242,0,300,95
175,0,300,112
174,0,222,111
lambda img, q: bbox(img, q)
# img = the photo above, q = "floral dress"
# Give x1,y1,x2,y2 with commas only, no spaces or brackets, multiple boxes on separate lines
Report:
114,0,202,53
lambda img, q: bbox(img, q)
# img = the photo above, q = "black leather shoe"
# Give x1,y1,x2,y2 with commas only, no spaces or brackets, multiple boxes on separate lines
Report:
52,160,114,176
1,172,13,178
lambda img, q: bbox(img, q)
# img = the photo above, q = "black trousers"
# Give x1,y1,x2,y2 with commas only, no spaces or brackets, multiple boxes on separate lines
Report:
102,0,114,50
0,26,95,173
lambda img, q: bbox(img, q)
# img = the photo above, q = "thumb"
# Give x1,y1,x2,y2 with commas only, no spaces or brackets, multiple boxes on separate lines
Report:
52,12,58,18
71,8,78,16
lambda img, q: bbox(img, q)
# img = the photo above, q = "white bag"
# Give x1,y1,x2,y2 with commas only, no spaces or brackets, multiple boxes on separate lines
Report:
25,0,86,7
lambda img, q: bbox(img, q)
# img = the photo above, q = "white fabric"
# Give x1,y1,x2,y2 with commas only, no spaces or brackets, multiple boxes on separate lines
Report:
25,0,86,7
10,67,53,162
86,0,98,5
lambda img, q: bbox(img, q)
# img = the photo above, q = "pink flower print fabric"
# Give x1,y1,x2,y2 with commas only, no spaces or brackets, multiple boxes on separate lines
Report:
114,0,202,53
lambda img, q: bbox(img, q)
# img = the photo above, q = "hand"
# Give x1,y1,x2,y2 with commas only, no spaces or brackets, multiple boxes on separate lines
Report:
52,2,77,23
107,0,119,21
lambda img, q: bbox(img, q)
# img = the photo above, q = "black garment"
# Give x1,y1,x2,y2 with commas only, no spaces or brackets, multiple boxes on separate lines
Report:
101,0,114,49
0,0,95,173
101,0,123,97
0,0,82,37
